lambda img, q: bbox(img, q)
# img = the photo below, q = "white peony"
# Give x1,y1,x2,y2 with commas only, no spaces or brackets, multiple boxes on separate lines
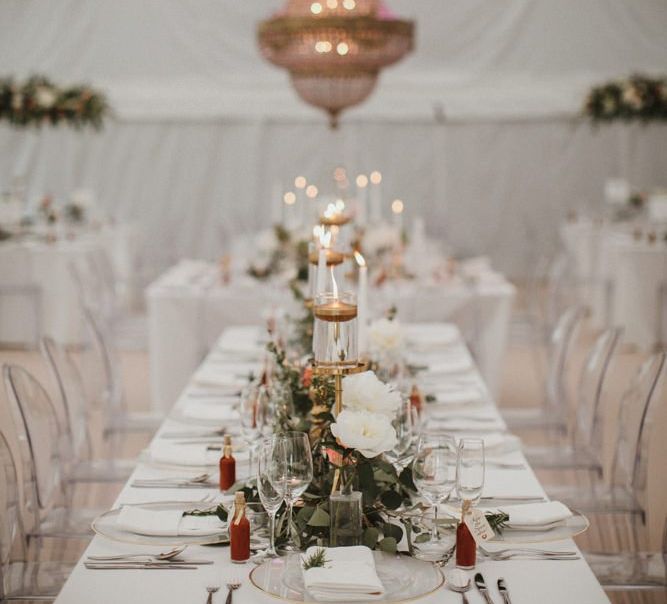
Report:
342,370,401,417
330,409,397,458
35,86,57,109
368,317,404,354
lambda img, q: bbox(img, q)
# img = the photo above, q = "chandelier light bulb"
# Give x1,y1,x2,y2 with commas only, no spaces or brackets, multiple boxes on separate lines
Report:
356,174,368,188
336,42,350,56
370,170,382,184
306,184,318,198
294,176,307,189
343,0,356,10
326,0,338,9
284,191,297,205
310,2,322,14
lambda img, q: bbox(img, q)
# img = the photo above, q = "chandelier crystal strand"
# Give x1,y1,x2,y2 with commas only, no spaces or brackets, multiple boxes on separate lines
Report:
258,0,414,128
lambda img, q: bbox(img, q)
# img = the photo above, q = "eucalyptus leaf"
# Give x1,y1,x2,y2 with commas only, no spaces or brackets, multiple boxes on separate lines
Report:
307,507,330,528
380,489,403,510
382,522,403,543
378,537,397,554
363,527,380,550
414,533,431,544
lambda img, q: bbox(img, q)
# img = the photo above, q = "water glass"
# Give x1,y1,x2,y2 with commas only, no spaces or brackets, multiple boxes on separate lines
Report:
456,438,485,505
256,438,285,558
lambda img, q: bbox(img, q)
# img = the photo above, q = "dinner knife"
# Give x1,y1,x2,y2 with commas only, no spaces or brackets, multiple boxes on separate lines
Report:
497,578,512,604
474,573,495,604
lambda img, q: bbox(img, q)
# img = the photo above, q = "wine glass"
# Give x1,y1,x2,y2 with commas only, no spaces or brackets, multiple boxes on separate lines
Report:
412,433,456,561
386,396,414,468
271,431,313,554
456,438,485,505
256,438,285,559
239,381,263,478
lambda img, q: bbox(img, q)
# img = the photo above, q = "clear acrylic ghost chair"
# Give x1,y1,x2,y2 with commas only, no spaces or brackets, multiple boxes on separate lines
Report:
501,305,586,432
584,515,666,592
76,306,161,448
523,327,622,475
3,365,98,545
41,336,135,483
545,352,666,549
0,430,73,602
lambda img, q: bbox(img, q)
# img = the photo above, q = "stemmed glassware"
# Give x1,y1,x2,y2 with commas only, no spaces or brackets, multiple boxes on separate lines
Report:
386,396,415,469
239,381,263,478
456,438,485,504
270,431,313,554
256,438,285,559
412,432,457,561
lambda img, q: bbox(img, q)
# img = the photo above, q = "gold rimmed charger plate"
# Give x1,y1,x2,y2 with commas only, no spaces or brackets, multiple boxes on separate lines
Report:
249,551,444,603
91,501,230,547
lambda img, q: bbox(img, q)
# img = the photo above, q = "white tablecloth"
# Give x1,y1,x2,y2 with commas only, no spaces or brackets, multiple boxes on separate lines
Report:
561,220,667,350
54,324,609,604
0,225,138,346
147,261,515,412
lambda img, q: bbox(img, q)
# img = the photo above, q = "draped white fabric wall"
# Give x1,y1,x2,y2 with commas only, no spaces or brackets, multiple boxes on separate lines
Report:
1,0,666,279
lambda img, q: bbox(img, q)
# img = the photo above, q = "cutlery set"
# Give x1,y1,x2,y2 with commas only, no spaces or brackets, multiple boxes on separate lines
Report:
475,573,513,604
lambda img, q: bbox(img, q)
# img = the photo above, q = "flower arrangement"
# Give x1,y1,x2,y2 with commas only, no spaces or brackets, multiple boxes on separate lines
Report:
584,74,667,124
0,76,109,129
256,339,506,555
247,225,309,281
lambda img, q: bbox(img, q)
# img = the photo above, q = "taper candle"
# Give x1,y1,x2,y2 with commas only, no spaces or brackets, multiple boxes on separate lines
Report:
354,251,368,356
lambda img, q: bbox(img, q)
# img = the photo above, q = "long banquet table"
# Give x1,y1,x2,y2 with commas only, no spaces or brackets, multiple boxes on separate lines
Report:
147,260,515,412
55,323,608,604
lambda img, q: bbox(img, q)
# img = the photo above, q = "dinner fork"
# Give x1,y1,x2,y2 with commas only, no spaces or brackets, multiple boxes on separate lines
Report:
224,579,241,604
479,545,578,558
205,586,220,604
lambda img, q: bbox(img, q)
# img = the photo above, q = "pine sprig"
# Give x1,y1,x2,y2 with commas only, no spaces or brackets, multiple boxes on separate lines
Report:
302,548,330,570
183,503,228,523
486,512,510,534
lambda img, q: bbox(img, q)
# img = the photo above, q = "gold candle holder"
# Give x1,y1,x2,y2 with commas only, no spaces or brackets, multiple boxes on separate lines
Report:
308,249,345,266
320,212,352,227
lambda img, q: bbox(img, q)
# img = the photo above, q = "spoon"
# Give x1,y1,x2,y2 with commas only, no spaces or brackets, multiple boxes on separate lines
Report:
136,473,211,484
88,545,188,561
446,570,472,604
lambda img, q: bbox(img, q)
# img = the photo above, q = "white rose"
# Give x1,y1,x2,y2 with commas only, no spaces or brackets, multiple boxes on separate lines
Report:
622,84,642,110
369,317,404,354
35,86,57,109
330,409,397,458
342,370,401,417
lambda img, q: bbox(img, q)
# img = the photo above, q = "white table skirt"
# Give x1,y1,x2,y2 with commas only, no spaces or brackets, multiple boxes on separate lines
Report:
147,261,515,412
0,225,137,346
561,220,667,350
54,324,609,604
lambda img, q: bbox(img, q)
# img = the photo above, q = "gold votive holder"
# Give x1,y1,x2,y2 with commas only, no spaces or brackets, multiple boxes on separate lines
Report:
308,249,345,266
320,212,352,227
313,292,358,367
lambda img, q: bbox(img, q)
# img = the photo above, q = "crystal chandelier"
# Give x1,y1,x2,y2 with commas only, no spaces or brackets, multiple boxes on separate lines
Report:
258,0,414,128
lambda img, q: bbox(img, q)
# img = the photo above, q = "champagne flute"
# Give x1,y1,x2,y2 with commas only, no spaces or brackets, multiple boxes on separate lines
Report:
256,438,285,559
239,381,263,478
456,438,485,504
412,433,456,561
272,431,313,554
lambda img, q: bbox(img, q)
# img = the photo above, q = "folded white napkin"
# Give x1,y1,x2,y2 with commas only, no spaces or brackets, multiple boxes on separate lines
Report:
149,442,221,467
117,506,225,537
181,402,240,422
430,417,505,431
302,546,385,602
430,387,484,406
456,432,507,451
500,501,573,527
423,357,473,375
192,366,246,390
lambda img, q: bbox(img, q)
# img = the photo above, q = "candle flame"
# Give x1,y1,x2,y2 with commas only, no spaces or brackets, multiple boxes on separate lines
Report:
323,202,340,219
354,251,366,267
335,199,345,212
